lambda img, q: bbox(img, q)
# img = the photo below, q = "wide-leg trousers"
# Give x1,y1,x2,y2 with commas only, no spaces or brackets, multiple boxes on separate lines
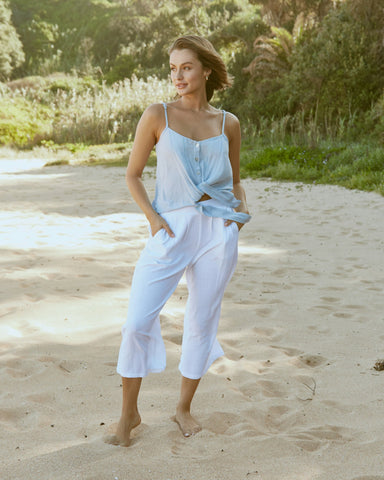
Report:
117,199,239,380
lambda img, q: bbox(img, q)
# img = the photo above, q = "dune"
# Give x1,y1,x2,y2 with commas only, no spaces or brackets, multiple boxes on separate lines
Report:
1,158,384,480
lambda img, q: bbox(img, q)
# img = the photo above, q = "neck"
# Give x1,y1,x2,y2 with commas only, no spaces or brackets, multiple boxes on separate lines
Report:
179,92,210,112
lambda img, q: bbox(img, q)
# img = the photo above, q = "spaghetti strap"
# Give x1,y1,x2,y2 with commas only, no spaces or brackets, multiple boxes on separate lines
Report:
162,102,168,128
221,110,226,134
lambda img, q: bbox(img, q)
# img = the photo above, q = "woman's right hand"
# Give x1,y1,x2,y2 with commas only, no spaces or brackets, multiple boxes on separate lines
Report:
149,213,175,238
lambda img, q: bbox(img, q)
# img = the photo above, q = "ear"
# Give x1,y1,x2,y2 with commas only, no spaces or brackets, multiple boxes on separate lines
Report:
204,68,212,78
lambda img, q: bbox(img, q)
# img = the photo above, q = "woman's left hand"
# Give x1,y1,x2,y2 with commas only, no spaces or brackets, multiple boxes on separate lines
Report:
224,220,244,231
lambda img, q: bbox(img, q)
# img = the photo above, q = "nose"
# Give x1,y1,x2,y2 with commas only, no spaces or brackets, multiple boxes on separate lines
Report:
175,69,183,80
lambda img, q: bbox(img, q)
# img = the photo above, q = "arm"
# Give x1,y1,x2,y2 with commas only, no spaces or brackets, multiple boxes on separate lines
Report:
126,104,174,237
225,113,250,230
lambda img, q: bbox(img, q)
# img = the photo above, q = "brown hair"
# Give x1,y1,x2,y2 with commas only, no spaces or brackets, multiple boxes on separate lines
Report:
168,35,232,101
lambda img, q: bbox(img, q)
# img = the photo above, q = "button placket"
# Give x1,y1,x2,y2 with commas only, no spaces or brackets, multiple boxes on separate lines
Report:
195,143,201,175
195,143,199,161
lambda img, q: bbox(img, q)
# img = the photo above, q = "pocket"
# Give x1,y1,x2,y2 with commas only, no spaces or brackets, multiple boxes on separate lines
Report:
148,224,163,238
231,221,240,233
152,227,165,239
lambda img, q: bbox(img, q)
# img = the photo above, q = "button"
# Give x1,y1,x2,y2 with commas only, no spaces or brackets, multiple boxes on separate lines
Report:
197,169,201,175
196,143,200,148
195,157,199,161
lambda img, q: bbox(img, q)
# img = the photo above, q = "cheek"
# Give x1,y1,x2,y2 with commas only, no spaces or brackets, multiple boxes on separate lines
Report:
188,71,202,82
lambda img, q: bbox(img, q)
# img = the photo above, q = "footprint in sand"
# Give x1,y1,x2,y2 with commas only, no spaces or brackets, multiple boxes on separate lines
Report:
258,379,286,398
3,357,45,378
307,325,331,335
332,312,354,319
290,424,348,452
238,381,263,399
97,282,126,288
253,307,276,318
310,304,335,312
270,345,303,358
0,407,24,425
26,393,55,404
104,361,117,367
204,411,255,436
167,428,209,458
252,327,282,342
304,270,321,277
290,353,328,368
320,296,340,303
344,304,365,310
24,292,44,302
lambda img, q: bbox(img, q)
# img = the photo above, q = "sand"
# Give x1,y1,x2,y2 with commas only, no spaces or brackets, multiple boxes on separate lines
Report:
1,157,384,480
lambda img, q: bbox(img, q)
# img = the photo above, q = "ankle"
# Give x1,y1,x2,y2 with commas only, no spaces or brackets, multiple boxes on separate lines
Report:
176,403,191,414
120,409,140,422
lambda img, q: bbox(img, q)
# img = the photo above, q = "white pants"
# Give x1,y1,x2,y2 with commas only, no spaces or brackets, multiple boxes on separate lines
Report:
117,199,238,380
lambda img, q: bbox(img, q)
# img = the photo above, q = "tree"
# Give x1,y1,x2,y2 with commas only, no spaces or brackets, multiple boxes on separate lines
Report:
254,0,335,29
0,0,24,80
285,0,384,116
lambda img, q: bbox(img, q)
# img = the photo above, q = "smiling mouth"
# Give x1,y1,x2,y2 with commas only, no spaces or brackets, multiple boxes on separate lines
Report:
176,83,187,89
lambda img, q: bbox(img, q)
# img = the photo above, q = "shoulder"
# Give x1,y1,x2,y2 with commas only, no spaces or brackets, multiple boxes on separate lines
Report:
223,111,240,140
141,103,166,122
224,111,240,128
137,103,166,139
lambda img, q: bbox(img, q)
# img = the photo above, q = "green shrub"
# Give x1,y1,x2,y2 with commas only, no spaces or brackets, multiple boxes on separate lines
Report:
245,145,342,172
242,141,384,195
0,96,52,146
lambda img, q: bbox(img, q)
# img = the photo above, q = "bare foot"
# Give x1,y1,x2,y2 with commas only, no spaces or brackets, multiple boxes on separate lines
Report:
103,412,141,447
173,407,202,438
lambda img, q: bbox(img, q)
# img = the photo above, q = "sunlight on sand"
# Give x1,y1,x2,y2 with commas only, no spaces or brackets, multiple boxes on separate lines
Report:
0,211,147,250
238,244,285,256
5,327,23,338
0,158,47,173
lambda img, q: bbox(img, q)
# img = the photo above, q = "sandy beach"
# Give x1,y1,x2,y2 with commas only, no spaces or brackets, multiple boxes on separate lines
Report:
1,157,384,480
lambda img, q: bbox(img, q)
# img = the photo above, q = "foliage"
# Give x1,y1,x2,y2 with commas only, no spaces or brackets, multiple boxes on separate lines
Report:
224,0,384,139
0,0,24,80
364,91,384,144
0,74,174,146
243,142,384,195
243,10,318,78
285,0,384,118
0,93,52,146
257,0,335,29
10,0,116,77
9,0,257,81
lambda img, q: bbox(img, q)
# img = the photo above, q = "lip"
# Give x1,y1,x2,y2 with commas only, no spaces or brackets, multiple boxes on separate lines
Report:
176,83,188,89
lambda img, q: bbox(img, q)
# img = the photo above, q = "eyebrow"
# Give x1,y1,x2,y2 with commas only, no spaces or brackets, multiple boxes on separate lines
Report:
169,61,194,66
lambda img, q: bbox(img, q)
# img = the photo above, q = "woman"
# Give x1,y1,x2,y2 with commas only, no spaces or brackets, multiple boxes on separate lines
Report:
105,35,251,447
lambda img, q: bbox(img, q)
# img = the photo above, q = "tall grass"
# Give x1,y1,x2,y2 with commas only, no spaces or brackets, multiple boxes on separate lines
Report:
1,74,175,146
49,76,175,144
242,109,360,148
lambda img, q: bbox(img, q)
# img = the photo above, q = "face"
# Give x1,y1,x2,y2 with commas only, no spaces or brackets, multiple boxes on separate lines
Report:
169,49,211,97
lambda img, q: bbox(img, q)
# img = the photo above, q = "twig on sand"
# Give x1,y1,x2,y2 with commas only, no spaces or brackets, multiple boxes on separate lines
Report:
297,377,316,401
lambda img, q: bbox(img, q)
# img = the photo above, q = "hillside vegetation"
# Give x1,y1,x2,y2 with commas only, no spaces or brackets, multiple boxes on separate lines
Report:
0,0,383,194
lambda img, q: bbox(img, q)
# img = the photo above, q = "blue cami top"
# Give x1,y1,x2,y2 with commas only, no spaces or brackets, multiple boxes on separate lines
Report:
152,103,251,224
